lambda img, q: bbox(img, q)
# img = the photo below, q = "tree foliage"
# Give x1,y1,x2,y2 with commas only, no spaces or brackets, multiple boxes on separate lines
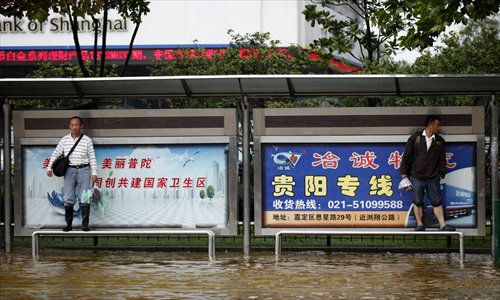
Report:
384,0,500,50
150,30,344,108
378,17,499,107
150,30,309,76
302,0,406,71
206,185,215,200
410,17,500,74
302,0,499,72
1,0,150,77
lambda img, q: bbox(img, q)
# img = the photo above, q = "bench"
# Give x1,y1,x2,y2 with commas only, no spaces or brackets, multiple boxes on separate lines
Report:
32,229,216,260
275,230,465,263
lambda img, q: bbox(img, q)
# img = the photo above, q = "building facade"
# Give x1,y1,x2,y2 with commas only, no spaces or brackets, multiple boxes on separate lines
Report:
0,0,362,77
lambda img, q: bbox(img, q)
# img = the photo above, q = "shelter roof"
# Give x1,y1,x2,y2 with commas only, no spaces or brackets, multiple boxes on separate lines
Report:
0,74,499,99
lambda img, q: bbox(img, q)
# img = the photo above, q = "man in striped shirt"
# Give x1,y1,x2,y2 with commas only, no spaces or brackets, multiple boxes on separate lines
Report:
47,116,98,232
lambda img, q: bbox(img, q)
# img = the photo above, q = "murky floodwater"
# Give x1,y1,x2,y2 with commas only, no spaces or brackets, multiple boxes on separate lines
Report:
1,248,499,299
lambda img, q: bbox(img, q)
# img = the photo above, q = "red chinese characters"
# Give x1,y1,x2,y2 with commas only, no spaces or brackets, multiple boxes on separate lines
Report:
350,151,379,169
312,151,340,169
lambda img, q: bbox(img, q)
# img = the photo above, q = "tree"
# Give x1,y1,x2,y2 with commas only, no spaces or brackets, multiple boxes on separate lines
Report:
199,190,206,200
302,0,406,71
406,17,499,106
150,30,336,108
384,0,500,50
303,0,404,106
410,17,500,75
150,30,309,77
206,185,215,201
0,0,150,77
302,1,499,68
302,1,498,106
376,17,499,107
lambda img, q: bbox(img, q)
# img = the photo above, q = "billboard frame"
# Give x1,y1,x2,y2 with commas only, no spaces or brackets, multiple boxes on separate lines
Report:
14,136,239,236
254,134,485,236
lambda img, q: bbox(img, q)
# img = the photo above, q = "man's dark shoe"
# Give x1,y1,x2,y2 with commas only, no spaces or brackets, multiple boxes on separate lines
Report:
81,204,91,232
62,205,73,232
415,225,426,231
440,224,456,231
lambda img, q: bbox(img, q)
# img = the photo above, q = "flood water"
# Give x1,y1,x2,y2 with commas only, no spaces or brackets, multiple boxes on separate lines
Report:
1,248,499,299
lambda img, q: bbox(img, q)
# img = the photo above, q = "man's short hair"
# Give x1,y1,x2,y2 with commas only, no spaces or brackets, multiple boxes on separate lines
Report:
425,115,441,127
69,116,83,125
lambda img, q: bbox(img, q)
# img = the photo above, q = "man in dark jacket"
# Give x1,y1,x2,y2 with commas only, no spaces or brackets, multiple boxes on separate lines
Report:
400,115,455,231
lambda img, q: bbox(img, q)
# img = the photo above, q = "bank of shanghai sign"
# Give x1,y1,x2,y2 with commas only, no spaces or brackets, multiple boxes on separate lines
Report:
23,144,229,228
262,143,476,228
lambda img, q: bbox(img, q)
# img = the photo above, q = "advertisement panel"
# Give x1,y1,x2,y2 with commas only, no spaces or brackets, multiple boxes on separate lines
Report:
261,142,476,229
21,143,230,231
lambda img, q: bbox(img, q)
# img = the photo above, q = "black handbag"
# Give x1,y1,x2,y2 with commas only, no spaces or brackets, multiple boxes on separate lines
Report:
52,134,84,177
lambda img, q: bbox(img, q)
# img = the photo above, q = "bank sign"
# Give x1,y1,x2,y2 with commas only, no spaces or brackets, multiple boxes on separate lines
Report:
261,143,476,229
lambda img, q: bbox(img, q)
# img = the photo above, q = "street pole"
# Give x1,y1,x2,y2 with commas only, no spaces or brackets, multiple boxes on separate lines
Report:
3,104,12,253
242,95,251,256
491,96,499,261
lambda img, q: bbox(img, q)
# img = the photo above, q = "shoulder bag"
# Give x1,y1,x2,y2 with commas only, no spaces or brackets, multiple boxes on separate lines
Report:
52,134,84,177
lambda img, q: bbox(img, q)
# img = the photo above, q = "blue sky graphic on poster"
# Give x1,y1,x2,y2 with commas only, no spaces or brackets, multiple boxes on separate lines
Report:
22,144,229,229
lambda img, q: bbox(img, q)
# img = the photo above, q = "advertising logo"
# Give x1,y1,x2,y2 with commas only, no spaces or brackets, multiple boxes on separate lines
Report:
272,151,302,167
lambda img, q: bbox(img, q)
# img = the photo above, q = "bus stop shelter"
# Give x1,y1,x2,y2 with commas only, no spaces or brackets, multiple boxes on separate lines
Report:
1,74,499,259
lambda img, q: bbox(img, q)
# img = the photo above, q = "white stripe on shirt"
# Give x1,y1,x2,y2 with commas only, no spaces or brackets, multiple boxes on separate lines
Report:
48,134,98,175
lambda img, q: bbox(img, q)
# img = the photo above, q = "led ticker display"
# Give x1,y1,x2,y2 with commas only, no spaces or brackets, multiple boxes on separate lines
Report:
261,143,476,229
0,47,362,72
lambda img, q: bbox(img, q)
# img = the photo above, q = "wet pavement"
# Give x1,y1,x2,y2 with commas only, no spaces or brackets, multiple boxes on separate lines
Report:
1,248,499,299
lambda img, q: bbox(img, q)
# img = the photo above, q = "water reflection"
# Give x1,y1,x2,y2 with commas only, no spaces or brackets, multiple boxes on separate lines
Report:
1,248,499,299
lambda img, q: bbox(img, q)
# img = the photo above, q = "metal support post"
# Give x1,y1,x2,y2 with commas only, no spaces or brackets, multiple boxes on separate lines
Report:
491,96,499,261
3,104,12,253
242,95,251,256
0,99,3,230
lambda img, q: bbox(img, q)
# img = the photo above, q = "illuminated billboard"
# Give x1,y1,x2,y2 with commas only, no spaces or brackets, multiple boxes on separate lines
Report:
18,142,235,235
260,142,476,229
22,144,229,228
0,47,362,73
13,109,238,236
